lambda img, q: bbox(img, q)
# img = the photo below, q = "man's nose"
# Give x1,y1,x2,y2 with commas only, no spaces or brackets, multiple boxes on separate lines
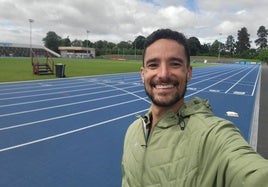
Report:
158,64,170,79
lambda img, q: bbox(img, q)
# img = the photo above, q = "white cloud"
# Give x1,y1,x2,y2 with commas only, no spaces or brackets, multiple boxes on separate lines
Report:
0,0,267,47
158,6,196,28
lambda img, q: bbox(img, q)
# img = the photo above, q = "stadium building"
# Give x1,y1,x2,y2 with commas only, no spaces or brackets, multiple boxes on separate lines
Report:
58,46,95,58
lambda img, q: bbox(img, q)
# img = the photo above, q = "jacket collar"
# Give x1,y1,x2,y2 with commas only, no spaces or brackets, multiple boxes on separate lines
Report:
138,97,213,129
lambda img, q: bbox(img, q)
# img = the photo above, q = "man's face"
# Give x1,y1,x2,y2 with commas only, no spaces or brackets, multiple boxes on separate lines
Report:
141,39,192,107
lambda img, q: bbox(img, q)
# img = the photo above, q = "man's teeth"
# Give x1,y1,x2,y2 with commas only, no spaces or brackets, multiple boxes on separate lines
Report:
155,84,174,89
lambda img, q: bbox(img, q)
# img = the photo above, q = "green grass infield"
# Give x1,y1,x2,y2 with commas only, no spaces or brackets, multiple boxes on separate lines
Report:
0,57,214,82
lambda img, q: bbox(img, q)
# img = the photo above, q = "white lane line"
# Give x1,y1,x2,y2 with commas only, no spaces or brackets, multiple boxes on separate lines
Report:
186,66,250,98
0,81,93,96
224,65,257,94
190,65,235,81
0,84,107,101
94,80,151,104
0,97,145,131
0,90,144,117
0,84,141,107
188,65,247,87
0,79,141,101
0,108,148,153
251,65,261,96
0,73,141,94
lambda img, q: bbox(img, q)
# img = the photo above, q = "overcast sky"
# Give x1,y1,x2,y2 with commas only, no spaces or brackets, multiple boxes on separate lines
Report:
0,0,267,47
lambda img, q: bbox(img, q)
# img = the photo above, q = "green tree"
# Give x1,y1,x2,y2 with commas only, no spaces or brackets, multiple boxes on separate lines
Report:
82,40,94,48
236,27,250,54
42,31,61,52
94,40,109,55
117,41,132,49
225,35,235,55
71,39,83,47
187,37,201,56
106,42,116,54
209,40,221,56
200,43,210,54
255,25,268,50
60,37,71,46
133,35,146,50
107,42,116,49
258,48,268,62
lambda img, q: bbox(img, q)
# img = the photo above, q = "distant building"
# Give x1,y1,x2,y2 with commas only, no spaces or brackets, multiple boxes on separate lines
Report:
58,46,95,58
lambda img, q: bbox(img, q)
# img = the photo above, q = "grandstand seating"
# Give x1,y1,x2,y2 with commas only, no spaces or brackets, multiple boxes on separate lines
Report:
0,43,48,57
0,43,58,75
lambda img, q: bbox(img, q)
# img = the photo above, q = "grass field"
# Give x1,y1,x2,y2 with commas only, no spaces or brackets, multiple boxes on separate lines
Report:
0,57,215,82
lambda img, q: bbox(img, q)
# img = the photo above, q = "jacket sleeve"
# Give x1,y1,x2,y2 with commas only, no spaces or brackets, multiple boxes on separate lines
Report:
198,120,268,187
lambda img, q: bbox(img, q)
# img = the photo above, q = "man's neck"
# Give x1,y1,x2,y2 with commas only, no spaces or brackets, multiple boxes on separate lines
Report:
151,100,184,128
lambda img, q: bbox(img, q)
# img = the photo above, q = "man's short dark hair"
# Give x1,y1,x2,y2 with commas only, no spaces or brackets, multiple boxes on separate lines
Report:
143,29,190,66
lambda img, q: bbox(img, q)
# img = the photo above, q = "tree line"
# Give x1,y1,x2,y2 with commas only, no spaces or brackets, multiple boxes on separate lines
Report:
43,26,268,62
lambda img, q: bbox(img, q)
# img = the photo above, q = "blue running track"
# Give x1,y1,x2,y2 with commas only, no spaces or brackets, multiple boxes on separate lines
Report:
0,64,261,187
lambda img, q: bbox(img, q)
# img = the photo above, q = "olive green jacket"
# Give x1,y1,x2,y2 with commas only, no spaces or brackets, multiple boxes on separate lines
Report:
121,97,268,187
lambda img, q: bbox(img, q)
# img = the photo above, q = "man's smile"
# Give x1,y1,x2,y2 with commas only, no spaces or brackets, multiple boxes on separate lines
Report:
154,84,175,89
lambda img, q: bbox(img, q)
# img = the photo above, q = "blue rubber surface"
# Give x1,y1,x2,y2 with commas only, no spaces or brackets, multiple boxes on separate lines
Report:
0,64,261,186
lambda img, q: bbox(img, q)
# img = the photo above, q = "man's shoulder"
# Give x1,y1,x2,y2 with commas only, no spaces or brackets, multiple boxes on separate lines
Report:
186,110,236,136
125,116,143,134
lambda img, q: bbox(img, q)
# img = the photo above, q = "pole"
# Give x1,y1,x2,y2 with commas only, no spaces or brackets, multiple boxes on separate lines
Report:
134,40,136,60
29,19,34,64
218,33,222,63
86,30,90,57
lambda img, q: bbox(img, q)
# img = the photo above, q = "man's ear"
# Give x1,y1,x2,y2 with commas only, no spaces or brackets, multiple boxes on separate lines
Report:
141,67,145,83
187,66,192,82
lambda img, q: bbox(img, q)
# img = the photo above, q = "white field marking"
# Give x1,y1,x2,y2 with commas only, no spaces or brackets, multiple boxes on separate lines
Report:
226,111,239,117
0,72,139,86
0,78,142,101
188,65,247,87
0,81,91,95
190,66,233,81
0,108,148,153
185,67,250,98
233,91,246,95
0,90,144,117
209,89,220,93
0,84,141,107
0,88,114,107
0,97,146,131
0,84,108,101
94,80,151,104
187,87,197,91
224,65,258,94
38,83,53,87
0,75,141,96
251,65,261,96
0,72,140,91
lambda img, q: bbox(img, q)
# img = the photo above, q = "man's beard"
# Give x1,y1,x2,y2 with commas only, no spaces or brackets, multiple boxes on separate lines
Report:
144,78,187,107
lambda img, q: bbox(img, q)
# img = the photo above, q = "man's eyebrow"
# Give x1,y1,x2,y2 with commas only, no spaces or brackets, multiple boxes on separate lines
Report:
168,57,184,62
145,57,159,64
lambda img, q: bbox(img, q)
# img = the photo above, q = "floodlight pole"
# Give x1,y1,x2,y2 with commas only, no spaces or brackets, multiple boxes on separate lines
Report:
86,30,90,57
218,33,222,63
135,41,136,60
29,19,34,64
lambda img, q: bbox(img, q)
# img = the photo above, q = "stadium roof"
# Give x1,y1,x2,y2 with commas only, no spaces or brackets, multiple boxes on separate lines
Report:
0,42,43,49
